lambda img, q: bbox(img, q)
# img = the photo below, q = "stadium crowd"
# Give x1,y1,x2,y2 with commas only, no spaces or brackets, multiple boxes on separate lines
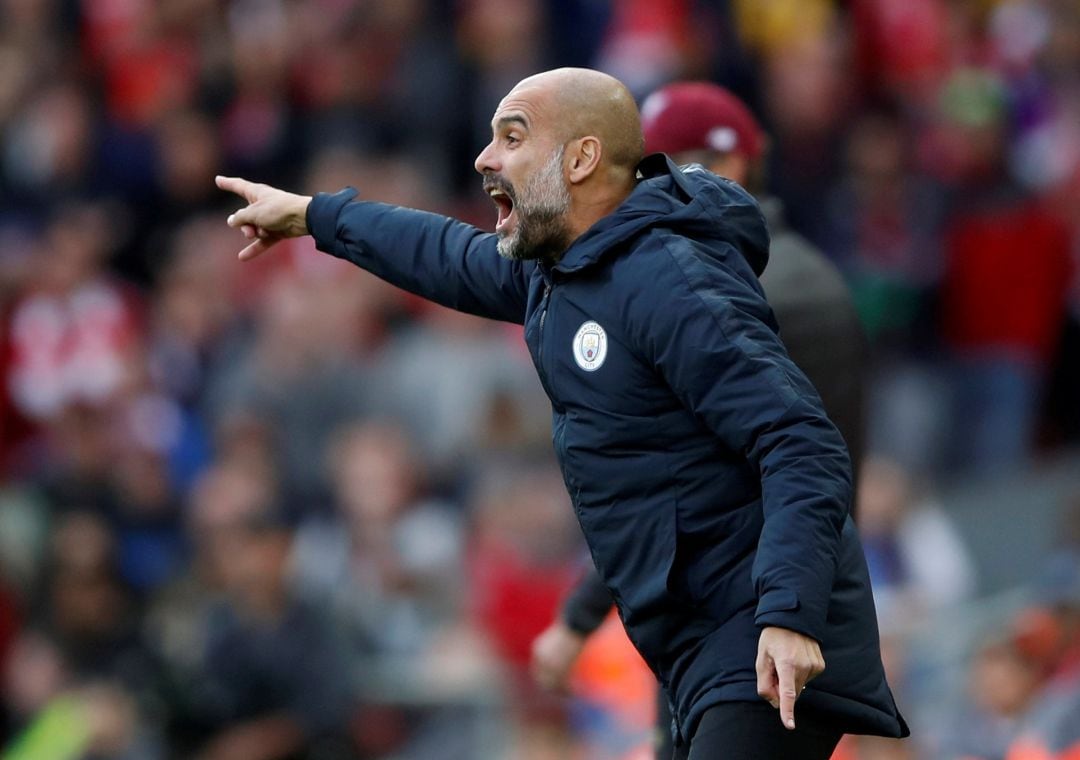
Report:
0,0,1078,758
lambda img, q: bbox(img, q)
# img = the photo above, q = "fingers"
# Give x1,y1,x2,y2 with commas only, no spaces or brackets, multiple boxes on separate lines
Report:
756,649,778,709
215,175,258,202
217,176,264,231
758,655,804,730
240,225,273,240
776,659,799,730
227,206,257,230
238,236,282,262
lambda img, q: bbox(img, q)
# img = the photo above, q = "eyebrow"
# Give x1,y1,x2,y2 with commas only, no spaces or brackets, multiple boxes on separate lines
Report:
493,114,529,133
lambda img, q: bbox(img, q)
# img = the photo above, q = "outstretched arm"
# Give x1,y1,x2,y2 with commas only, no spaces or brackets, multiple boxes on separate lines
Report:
217,176,531,324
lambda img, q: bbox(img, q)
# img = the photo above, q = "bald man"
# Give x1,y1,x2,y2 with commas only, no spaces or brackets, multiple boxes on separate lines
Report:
217,68,907,759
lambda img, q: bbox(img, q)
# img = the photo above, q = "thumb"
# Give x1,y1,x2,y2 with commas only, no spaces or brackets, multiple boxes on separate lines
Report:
756,650,778,708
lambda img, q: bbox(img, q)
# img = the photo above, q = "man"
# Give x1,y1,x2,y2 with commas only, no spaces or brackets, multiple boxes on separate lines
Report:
216,68,908,759
530,81,872,759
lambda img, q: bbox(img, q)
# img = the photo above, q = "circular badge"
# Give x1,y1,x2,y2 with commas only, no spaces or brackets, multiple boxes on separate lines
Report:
573,321,607,372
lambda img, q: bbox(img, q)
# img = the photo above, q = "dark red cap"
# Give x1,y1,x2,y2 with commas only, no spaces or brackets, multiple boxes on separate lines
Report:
641,82,766,161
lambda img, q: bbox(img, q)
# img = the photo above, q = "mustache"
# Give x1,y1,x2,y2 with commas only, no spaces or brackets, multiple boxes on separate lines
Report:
482,173,516,201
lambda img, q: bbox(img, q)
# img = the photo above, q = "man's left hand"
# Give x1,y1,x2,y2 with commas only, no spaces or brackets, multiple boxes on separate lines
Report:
756,625,825,730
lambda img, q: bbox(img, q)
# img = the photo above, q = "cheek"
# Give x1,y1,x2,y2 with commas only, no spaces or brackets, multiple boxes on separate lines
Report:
505,152,537,185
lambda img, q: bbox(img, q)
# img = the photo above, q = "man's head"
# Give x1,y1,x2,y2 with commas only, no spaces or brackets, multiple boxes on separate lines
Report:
641,82,767,192
475,68,644,261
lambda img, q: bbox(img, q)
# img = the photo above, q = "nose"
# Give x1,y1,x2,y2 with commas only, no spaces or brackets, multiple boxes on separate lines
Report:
475,140,499,175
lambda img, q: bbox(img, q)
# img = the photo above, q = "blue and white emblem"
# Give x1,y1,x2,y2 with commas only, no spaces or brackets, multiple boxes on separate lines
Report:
572,320,607,372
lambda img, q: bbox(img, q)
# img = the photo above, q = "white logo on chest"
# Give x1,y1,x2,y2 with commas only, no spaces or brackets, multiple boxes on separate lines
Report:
572,321,608,372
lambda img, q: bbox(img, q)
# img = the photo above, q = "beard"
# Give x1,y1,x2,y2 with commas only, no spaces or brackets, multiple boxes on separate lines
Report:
490,147,573,261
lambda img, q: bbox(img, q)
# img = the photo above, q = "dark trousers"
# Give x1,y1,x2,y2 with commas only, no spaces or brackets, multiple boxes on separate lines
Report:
671,701,843,760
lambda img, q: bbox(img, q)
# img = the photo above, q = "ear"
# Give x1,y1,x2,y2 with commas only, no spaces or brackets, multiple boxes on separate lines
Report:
567,136,602,184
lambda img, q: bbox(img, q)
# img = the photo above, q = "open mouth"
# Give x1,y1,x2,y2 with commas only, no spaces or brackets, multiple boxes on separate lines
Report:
486,185,516,233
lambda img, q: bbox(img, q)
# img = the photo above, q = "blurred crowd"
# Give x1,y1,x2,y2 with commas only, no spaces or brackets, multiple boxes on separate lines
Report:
0,0,1078,758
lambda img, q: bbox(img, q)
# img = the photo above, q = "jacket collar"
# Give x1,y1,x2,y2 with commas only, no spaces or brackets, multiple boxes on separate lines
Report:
551,154,685,275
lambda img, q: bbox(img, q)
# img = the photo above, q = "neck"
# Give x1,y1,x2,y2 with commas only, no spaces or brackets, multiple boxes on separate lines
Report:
564,180,636,246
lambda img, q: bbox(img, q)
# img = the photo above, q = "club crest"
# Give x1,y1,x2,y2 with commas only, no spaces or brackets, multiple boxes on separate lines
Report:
573,320,607,372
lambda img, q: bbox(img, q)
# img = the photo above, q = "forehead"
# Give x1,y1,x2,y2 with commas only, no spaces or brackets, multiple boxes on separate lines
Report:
491,83,555,132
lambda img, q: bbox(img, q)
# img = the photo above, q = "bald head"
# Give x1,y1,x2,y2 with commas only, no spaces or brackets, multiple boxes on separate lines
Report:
507,68,645,176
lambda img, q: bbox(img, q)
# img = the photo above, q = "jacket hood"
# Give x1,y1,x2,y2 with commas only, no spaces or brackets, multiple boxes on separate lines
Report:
553,153,770,276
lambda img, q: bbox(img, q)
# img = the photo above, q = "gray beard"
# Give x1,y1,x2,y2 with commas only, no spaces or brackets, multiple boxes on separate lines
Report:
496,148,573,261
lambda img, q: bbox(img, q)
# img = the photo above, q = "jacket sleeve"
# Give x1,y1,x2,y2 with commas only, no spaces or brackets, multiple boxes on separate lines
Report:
561,561,614,635
642,242,852,643
306,188,530,324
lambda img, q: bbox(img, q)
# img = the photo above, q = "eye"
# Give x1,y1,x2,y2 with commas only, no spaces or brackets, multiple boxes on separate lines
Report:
505,134,521,147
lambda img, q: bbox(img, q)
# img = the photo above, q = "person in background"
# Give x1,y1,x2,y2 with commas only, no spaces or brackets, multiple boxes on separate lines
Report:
529,80,871,760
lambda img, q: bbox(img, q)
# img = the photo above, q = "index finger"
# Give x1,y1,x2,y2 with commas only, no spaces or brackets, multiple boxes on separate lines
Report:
215,175,257,201
777,660,798,730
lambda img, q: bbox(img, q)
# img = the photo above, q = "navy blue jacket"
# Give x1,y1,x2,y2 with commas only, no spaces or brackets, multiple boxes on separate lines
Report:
307,154,908,743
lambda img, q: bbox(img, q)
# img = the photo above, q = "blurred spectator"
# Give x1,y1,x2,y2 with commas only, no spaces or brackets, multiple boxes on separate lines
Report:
856,457,977,632
373,305,549,488
30,401,120,518
219,0,296,182
2,81,98,204
206,269,373,514
290,420,486,759
826,109,950,475
1,630,163,759
935,67,1074,475
762,10,852,248
849,0,952,107
147,460,350,759
827,109,944,349
290,420,464,657
467,462,582,685
191,510,350,760
108,393,191,596
465,461,584,756
40,512,151,686
125,111,229,284
1,629,69,746
592,0,691,97
942,630,1048,760
146,215,238,416
80,0,203,130
4,203,141,438
0,509,167,756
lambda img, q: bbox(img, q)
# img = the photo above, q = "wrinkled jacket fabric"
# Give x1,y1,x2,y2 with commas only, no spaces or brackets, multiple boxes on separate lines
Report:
306,154,908,743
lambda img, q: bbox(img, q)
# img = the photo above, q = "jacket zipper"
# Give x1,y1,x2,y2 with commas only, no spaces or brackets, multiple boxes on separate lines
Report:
539,283,551,335
534,280,559,406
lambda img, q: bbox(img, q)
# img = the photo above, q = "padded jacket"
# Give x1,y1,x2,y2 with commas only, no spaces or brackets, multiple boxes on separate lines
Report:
306,154,908,743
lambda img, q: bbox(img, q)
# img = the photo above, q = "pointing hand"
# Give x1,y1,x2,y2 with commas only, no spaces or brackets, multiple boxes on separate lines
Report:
215,176,312,261
756,626,825,730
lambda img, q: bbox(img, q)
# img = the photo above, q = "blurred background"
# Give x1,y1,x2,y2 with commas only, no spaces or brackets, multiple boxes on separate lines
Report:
0,0,1078,758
